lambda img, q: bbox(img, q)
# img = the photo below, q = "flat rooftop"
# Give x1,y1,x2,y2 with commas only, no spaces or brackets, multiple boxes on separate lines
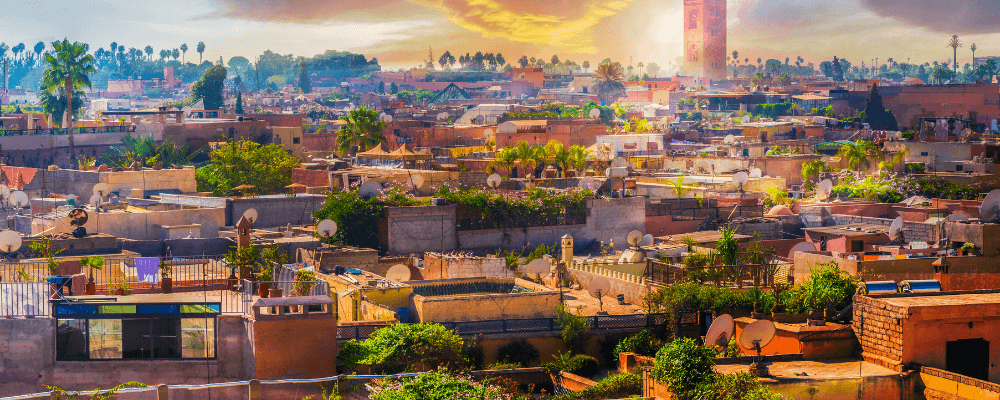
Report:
716,359,897,382
803,224,889,237
878,291,1000,308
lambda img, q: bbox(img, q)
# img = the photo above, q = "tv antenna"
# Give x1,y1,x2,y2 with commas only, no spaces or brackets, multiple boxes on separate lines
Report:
316,219,337,240
739,319,776,376
385,264,411,282
357,181,382,200
523,258,549,281
92,182,111,199
588,276,611,313
816,179,833,201
242,208,258,227
704,314,735,348
979,189,1000,223
589,108,601,119
0,230,22,258
10,191,29,215
626,230,643,249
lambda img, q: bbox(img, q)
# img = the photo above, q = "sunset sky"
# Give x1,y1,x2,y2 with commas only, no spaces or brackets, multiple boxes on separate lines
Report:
3,0,998,72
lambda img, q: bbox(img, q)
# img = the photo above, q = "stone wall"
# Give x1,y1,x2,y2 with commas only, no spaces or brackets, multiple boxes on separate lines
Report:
228,195,326,228
829,214,938,243
385,205,457,255
423,253,509,279
566,263,649,304
408,278,559,322
27,207,225,240
853,295,908,371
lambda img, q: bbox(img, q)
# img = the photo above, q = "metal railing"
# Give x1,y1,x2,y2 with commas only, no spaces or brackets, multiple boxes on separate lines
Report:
336,313,671,341
0,125,135,136
219,279,330,315
0,282,50,317
1,255,231,294
643,259,783,288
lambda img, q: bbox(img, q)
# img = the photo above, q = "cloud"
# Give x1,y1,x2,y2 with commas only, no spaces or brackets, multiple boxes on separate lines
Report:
203,0,433,23
858,0,1000,34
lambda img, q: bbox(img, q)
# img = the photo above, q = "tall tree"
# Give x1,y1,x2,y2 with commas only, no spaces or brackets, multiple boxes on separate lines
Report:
551,55,560,65
298,60,311,93
171,48,180,61
159,49,168,60
582,60,590,72
336,105,386,156
235,91,244,115
41,38,95,163
377,81,385,95
190,64,227,110
518,56,529,68
144,45,153,61
33,41,44,58
197,41,206,64
495,53,505,69
389,82,398,94
947,35,962,74
592,62,625,104
180,43,188,63
863,83,898,130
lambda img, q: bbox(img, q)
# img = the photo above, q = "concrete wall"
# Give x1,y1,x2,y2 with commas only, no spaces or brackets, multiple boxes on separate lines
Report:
228,195,325,228
386,205,457,255
30,207,225,240
423,253,509,279
38,167,197,199
408,278,559,322
250,314,337,379
567,263,649,304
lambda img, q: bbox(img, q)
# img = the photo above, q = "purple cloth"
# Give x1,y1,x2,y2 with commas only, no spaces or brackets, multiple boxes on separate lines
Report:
135,257,160,284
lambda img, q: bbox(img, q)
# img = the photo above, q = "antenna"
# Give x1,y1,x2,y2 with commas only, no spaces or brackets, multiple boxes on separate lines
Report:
242,208,258,225
979,189,1000,223
749,168,762,178
816,179,833,201
723,134,736,144
733,171,749,193
639,234,654,247
739,319,776,376
0,230,22,254
889,216,904,243
626,230,643,249
89,194,102,210
523,258,549,281
385,264,411,282
741,114,751,124
92,182,111,198
437,112,449,121
357,181,382,199
486,173,502,189
316,219,337,240
704,314,735,348
787,242,817,260
10,191,28,212
588,276,611,313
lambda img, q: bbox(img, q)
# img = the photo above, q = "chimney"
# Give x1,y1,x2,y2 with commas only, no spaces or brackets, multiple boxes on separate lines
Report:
561,234,574,264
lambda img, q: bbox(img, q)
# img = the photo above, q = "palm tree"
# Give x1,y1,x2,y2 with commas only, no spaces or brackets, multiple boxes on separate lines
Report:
800,159,826,184
197,42,206,64
41,39,96,163
335,105,386,156
947,35,962,74
971,43,978,66
592,62,625,104
489,147,518,177
836,140,879,172
637,62,644,77
144,46,153,62
180,44,188,63
545,140,570,177
514,141,534,178
33,41,44,59
566,145,591,176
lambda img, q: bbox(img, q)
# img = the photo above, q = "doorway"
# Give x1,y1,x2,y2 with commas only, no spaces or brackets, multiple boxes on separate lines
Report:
946,338,990,381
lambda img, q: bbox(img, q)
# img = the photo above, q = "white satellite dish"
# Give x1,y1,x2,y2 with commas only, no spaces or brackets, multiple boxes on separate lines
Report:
626,230,643,248
889,216,904,242
589,108,601,119
787,242,817,260
741,114,751,124
0,230,22,253
486,173,502,189
980,189,1000,222
749,168,762,178
89,194,102,207
386,264,411,282
588,276,611,312
611,157,629,168
316,219,338,238
639,234,654,247
705,314,735,347
946,212,970,221
523,258,550,278
483,128,493,138
733,172,749,187
10,191,28,207
357,181,382,199
380,114,393,123
437,112,449,121
578,177,596,190
739,319,776,355
92,182,111,197
242,208,258,224
816,179,833,201
409,175,425,189
723,134,736,144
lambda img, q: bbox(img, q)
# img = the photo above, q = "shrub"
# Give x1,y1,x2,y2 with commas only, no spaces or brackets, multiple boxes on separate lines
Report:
541,351,600,378
692,372,785,400
787,261,859,312
497,339,540,367
552,373,641,400
650,338,717,400
369,370,531,400
557,305,591,354
338,323,465,371
614,330,661,359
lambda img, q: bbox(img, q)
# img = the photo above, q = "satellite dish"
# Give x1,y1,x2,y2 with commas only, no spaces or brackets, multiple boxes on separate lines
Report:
437,112,449,121
523,258,550,276
787,242,817,260
68,208,89,226
816,179,833,201
357,181,382,199
409,175,425,189
626,230,643,247
980,189,1000,222
483,128,493,138
589,109,601,119
0,230,22,253
89,194,102,207
889,216,904,241
578,177,596,190
92,182,111,197
486,173,502,189
639,234,654,247
0,185,11,199
380,114,393,123
316,219,338,238
723,134,736,144
242,208,258,224
705,314,735,347
739,319,776,353
611,157,629,168
749,168,762,178
947,212,970,221
10,191,28,207
588,277,611,299
733,172,749,187
741,114,751,124
385,264,411,282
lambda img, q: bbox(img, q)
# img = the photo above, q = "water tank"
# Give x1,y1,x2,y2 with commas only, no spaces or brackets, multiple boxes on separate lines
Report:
857,281,898,295
899,280,941,293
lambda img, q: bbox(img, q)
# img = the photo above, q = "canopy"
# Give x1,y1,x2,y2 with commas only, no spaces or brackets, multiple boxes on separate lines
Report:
388,144,432,161
356,143,392,160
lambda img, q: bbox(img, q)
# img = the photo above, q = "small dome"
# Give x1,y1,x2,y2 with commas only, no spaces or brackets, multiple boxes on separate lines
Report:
766,205,794,216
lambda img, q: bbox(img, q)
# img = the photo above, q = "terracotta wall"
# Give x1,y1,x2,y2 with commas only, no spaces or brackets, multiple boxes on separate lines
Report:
252,316,338,379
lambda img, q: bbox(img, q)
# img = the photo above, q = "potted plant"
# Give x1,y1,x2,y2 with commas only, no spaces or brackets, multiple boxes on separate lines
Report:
255,263,273,298
160,259,172,294
110,276,131,296
79,255,104,295
960,242,975,256
750,289,775,320
771,286,807,324
261,244,289,298
31,238,66,299
223,244,262,287
290,269,318,312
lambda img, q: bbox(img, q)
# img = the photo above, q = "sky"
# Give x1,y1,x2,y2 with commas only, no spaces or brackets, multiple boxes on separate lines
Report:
3,0,1000,72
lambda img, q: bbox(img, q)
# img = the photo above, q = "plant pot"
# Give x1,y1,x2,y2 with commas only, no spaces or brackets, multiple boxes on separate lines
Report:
751,311,772,321
85,283,96,295
808,309,824,321
268,288,283,298
161,277,173,294
772,312,808,324
258,282,271,298
825,308,838,321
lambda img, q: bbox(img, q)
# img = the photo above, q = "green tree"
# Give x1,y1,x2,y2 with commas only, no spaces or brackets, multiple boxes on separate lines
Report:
179,43,188,63
190,64,227,110
650,338,717,400
556,304,591,354
171,48,179,60
235,91,244,115
947,35,962,74
196,41,206,64
41,38,96,162
339,323,466,370
514,141,535,178
143,45,153,61
545,140,570,177
389,82,398,94
489,147,517,177
195,140,299,196
566,145,591,175
336,105,386,156
801,159,827,183
837,140,879,172
100,135,204,169
298,60,312,93
863,83,898,130
592,62,625,104
377,81,385,95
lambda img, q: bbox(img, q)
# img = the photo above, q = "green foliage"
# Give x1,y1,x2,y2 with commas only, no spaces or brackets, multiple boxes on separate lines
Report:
556,304,592,354
551,373,642,400
765,146,800,156
336,104,387,156
292,269,318,296
30,237,64,275
100,135,204,168
434,186,591,230
78,255,104,276
312,185,427,253
487,361,523,370
692,372,785,400
45,381,150,400
650,338,717,399
195,139,299,196
223,244,262,276
863,84,898,130
41,39,96,131
369,370,530,400
905,163,925,174
787,262,859,312
613,329,662,359
759,187,793,209
715,226,739,266
541,351,600,378
751,103,793,119
901,130,916,140
235,91,245,115
298,61,312,93
497,339,540,367
338,323,465,371
721,336,741,358
190,64,227,110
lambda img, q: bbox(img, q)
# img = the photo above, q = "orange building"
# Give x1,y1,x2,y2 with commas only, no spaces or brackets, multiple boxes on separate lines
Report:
512,67,545,89
496,119,607,148
877,83,1000,129
684,0,727,80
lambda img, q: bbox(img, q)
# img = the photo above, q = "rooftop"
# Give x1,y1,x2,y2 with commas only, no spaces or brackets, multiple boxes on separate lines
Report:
877,290,1000,308
803,223,889,237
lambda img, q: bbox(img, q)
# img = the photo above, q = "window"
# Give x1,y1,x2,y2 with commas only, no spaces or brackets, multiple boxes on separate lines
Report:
292,137,300,144
688,13,698,30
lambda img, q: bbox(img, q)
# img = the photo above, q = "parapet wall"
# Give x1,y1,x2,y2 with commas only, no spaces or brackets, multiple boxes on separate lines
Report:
408,277,559,322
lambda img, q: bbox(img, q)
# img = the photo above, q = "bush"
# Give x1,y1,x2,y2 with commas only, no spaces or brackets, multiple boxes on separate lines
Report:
787,262,859,312
557,305,591,354
650,338,717,400
552,373,641,400
568,354,601,378
338,323,465,372
692,372,785,400
369,370,532,400
497,339,540,367
613,329,661,359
